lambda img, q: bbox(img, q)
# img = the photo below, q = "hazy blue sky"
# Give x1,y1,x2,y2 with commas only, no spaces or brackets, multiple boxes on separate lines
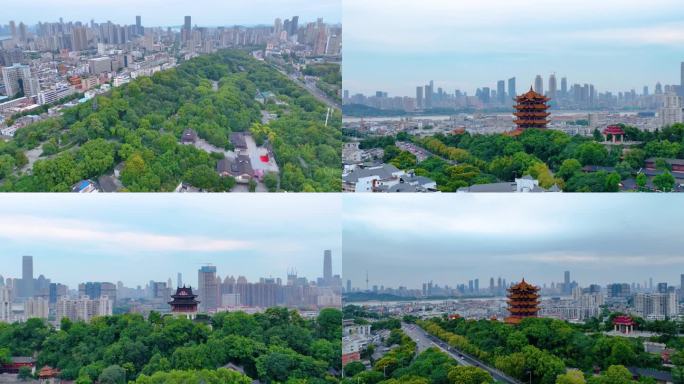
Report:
0,194,341,289
344,0,684,96
3,0,340,27
343,195,684,290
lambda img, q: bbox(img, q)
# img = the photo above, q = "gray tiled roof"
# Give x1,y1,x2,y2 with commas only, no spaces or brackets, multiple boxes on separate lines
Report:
458,182,516,192
343,164,401,183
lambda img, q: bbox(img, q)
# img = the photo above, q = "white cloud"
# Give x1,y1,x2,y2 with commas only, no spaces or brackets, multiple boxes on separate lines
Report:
564,23,684,45
343,195,569,237
520,252,684,266
344,0,684,53
0,215,253,252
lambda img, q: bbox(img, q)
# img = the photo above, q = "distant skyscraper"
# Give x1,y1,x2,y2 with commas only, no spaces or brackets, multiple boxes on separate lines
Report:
497,80,505,104
346,279,352,293
22,255,34,298
290,16,299,36
425,81,433,109
18,22,27,42
657,282,668,294
416,86,424,109
548,74,557,100
274,18,283,35
198,265,218,313
135,16,142,35
563,270,570,294
560,77,567,97
9,21,17,40
534,75,544,95
655,82,663,95
508,77,516,100
481,86,490,104
680,62,684,97
177,273,183,288
183,16,191,42
643,86,649,96
323,250,332,283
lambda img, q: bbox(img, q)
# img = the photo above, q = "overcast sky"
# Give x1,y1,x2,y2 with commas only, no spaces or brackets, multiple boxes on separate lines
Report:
0,194,341,289
344,0,684,96
343,195,684,290
2,0,340,27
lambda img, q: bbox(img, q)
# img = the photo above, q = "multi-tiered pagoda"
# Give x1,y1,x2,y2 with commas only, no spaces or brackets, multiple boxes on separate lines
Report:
513,87,550,130
504,278,540,324
168,286,200,319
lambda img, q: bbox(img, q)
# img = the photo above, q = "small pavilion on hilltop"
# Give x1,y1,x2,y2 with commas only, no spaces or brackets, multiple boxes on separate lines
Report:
603,125,625,143
168,286,200,320
38,366,61,383
613,315,635,334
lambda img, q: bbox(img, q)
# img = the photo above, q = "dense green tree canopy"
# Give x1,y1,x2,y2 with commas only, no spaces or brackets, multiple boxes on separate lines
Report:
0,308,341,383
1,50,341,191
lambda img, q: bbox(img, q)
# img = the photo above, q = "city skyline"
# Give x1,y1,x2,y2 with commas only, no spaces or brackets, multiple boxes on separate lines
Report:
344,0,684,96
0,194,341,288
1,0,341,27
343,195,684,289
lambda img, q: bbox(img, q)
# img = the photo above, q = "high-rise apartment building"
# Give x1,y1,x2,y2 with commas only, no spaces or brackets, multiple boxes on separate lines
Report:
680,61,684,97
659,92,683,127
0,286,11,322
634,292,678,320
198,265,218,312
24,297,49,319
1,64,39,97
71,27,88,51
56,297,113,322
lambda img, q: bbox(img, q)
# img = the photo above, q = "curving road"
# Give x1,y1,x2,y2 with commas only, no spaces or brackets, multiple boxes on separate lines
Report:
269,64,341,111
401,323,520,384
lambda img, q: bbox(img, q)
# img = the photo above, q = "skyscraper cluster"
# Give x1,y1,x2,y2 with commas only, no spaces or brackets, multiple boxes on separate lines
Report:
0,250,341,325
194,250,342,313
345,62,684,115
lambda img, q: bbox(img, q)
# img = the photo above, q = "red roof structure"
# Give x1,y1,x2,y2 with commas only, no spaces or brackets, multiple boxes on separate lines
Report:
505,278,540,325
612,315,636,334
38,366,61,379
603,125,625,135
513,87,551,129
613,315,634,325
602,125,626,143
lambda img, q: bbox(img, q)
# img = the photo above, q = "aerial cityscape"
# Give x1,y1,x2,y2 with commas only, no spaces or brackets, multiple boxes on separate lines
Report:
342,1,684,193
0,2,342,192
0,193,342,382
6,0,684,384
342,194,684,383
